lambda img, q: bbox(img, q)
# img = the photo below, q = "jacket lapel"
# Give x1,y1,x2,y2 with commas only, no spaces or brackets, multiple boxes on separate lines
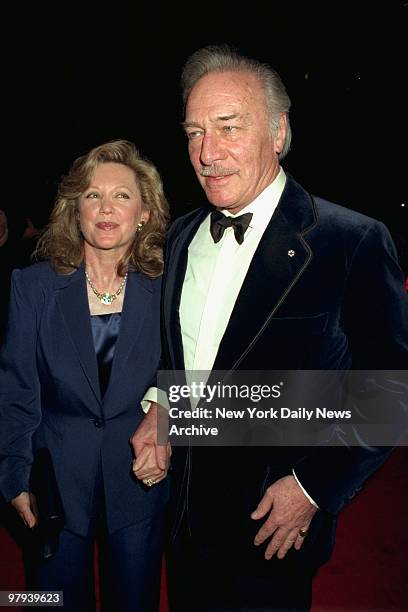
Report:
55,263,101,405
213,175,317,370
104,272,154,403
163,209,210,370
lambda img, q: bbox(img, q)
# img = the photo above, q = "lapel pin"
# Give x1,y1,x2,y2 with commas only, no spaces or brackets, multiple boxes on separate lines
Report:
288,250,295,257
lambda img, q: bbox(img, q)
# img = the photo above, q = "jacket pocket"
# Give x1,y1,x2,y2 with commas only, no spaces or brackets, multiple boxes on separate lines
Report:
266,312,329,335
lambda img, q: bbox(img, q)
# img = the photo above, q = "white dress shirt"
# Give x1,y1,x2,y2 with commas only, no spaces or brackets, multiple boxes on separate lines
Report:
179,168,286,372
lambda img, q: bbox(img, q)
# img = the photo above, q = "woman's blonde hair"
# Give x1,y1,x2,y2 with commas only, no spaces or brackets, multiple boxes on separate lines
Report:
35,140,170,278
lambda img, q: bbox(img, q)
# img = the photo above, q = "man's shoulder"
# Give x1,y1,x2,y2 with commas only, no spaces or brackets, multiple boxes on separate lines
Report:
308,196,397,259
312,195,388,236
285,173,381,230
167,207,209,239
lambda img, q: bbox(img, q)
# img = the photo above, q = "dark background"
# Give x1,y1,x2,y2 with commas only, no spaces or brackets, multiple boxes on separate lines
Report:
4,0,407,270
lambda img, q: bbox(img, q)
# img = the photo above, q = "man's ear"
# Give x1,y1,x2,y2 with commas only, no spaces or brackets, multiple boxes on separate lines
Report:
275,114,287,155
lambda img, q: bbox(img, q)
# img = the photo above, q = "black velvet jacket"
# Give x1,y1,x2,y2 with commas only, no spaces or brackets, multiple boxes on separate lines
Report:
161,174,408,570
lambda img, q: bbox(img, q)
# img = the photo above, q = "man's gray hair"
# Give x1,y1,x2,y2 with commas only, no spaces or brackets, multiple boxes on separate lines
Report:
181,44,292,160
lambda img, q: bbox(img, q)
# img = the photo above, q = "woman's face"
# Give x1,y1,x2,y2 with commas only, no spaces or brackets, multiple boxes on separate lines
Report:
78,162,149,257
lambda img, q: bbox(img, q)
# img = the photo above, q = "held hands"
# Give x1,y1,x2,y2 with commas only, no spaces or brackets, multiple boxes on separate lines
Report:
11,491,39,528
251,474,317,560
130,402,171,486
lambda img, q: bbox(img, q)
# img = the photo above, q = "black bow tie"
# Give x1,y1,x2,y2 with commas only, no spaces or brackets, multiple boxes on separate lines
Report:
210,210,253,245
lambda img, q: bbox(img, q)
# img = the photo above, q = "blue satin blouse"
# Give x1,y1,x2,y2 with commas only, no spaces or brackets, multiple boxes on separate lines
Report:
90,313,121,398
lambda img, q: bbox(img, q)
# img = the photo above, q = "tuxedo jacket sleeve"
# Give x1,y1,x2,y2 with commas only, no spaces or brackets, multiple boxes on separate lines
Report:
294,217,408,513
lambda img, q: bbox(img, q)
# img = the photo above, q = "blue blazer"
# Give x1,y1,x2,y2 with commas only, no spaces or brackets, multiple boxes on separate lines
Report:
0,262,168,536
161,174,408,569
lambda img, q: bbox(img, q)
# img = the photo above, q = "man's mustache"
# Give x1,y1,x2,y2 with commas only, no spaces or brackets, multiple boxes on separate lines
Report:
199,166,237,177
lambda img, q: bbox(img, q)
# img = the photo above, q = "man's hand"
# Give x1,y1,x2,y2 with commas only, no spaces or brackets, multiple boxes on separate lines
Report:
130,402,171,486
11,491,38,528
251,474,317,560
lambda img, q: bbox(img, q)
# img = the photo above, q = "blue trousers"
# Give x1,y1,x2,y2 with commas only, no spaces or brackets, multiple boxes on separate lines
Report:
34,511,165,612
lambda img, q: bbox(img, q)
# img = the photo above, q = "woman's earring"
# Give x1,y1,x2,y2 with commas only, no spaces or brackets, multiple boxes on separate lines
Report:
136,221,145,232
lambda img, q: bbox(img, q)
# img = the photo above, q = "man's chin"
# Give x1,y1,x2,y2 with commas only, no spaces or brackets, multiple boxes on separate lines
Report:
206,195,240,212
204,191,233,209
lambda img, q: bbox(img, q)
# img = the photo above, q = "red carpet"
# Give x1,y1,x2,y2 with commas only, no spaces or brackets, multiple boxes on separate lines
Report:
1,447,407,611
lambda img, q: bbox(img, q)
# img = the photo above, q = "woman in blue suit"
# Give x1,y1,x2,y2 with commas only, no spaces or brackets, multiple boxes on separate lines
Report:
0,140,171,611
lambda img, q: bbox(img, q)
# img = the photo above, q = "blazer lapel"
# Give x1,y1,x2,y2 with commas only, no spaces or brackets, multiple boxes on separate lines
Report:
104,272,154,402
213,175,317,370
55,264,101,405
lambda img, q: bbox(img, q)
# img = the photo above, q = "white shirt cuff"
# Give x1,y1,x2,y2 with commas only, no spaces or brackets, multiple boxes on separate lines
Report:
140,387,170,413
292,469,319,508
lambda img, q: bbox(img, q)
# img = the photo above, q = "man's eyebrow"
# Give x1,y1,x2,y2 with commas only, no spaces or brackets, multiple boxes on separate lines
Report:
181,120,201,129
214,113,241,122
181,113,245,129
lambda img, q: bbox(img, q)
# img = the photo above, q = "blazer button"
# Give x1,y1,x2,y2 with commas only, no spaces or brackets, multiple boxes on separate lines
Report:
92,418,104,428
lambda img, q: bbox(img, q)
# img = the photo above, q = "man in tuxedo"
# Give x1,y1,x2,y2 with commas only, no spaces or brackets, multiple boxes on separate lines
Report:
132,45,408,611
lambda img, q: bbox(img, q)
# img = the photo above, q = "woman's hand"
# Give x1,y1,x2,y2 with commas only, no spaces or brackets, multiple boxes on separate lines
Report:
11,492,39,528
131,402,171,486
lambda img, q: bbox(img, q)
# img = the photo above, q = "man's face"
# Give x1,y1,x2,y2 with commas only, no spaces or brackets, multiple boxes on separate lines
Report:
183,71,285,214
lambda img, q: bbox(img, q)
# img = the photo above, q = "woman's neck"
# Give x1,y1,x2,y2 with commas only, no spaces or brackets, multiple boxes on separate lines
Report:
84,247,126,289
84,249,128,316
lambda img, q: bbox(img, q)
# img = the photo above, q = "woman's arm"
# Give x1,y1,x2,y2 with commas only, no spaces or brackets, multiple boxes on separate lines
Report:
0,268,42,503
